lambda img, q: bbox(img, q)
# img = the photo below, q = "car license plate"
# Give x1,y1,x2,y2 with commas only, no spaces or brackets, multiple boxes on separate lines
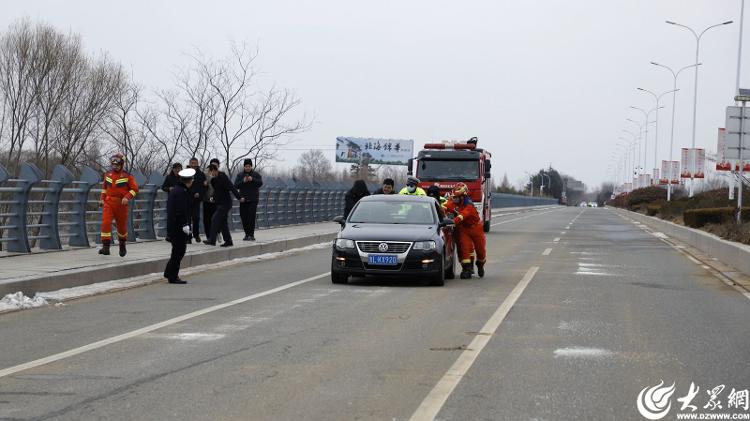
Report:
368,254,398,266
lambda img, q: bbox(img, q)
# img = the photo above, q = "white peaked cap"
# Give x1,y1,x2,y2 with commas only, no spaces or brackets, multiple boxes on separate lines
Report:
178,168,196,179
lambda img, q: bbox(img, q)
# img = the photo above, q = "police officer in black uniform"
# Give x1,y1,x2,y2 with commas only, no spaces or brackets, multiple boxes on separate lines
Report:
164,168,195,284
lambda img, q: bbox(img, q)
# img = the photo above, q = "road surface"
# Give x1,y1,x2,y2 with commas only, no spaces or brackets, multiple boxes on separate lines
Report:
0,207,748,420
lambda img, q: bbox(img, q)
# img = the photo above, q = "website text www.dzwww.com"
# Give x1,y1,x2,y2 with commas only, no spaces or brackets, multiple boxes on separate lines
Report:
675,413,750,420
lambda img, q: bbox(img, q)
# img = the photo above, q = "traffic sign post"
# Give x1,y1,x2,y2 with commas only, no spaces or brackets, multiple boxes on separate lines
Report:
727,89,750,223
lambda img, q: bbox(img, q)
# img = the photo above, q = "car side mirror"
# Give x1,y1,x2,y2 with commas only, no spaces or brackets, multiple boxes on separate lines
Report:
439,218,455,227
332,215,346,225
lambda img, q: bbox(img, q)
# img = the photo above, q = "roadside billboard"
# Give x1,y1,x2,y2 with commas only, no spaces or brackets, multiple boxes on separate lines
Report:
680,148,705,178
335,137,414,165
716,128,732,171
660,160,680,185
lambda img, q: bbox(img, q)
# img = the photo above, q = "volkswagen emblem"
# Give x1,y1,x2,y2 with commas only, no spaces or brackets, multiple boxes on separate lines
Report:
378,243,389,252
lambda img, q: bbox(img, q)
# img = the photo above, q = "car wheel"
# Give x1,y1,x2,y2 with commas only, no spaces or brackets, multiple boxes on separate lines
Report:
331,271,349,284
483,220,491,233
444,247,457,280
330,260,349,284
429,258,445,286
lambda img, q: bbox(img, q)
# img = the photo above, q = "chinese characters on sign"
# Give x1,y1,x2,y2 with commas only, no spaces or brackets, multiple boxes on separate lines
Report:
637,381,749,420
335,137,414,166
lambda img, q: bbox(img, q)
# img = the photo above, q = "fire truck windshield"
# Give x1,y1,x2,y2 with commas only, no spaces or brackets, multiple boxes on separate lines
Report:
417,159,479,181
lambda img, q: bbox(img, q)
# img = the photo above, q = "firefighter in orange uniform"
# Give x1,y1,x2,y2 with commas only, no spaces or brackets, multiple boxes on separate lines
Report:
99,153,139,257
445,182,486,279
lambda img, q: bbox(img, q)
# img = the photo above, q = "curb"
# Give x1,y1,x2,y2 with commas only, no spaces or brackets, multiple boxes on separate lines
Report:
615,209,750,277
0,233,337,297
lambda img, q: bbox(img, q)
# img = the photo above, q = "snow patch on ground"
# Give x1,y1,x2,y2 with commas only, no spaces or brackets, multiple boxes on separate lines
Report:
0,292,48,313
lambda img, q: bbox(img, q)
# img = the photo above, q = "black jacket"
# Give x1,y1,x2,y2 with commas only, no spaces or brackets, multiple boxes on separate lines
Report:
189,167,207,200
234,171,263,201
161,172,180,193
167,182,190,236
211,171,240,206
344,180,370,218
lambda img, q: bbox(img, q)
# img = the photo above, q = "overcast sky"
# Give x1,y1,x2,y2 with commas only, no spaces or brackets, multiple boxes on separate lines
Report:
3,1,747,189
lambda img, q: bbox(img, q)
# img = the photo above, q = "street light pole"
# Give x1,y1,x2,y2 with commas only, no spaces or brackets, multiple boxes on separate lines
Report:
630,106,662,185
666,19,733,196
637,88,679,178
651,62,702,201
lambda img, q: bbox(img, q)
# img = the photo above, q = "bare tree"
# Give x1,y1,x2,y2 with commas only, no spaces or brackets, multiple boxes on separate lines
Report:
52,55,124,168
295,149,333,182
193,43,310,175
138,90,191,174
176,61,217,163
0,20,39,170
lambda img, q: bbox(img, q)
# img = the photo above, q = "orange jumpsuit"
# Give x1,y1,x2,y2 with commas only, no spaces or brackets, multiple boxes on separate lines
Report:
445,198,486,265
100,170,138,243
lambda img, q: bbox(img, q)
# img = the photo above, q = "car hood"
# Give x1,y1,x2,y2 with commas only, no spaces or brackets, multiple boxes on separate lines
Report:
339,223,438,242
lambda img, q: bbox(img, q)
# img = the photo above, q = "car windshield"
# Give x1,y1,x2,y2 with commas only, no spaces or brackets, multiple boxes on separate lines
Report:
349,201,436,225
417,159,478,181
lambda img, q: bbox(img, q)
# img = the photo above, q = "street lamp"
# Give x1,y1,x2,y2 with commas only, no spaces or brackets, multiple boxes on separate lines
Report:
540,171,551,196
637,88,679,176
630,106,663,184
625,121,644,176
651,61,702,201
666,19,733,196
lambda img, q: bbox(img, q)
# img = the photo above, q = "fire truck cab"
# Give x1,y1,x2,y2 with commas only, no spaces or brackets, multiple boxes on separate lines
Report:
408,139,493,232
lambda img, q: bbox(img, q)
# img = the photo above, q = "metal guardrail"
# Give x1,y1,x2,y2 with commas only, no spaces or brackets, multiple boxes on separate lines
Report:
0,161,557,254
0,162,365,254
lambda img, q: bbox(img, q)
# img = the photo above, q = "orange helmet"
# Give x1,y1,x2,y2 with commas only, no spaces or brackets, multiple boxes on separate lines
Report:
452,182,469,197
110,153,125,166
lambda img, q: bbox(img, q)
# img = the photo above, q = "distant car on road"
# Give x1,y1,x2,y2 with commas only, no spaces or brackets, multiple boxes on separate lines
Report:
589,202,598,208
579,202,587,207
331,195,457,286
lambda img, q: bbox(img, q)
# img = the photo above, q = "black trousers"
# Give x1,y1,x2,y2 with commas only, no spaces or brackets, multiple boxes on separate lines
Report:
239,200,259,236
203,201,216,238
190,198,202,239
164,232,187,281
208,203,232,244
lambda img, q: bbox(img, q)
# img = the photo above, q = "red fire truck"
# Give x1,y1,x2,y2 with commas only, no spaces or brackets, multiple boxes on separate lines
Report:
408,139,493,232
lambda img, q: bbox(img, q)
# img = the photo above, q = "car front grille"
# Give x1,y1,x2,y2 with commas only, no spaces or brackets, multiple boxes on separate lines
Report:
356,241,411,254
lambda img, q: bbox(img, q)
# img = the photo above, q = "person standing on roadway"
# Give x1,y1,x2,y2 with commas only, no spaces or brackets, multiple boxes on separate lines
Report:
98,153,139,257
202,158,220,239
399,176,426,196
203,163,240,247
234,158,263,241
187,158,206,243
344,180,370,218
164,168,196,284
445,182,486,279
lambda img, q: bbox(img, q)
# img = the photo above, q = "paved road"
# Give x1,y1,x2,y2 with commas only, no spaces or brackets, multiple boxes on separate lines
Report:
0,207,748,420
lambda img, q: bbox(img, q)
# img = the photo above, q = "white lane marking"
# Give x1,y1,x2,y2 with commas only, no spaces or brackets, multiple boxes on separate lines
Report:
490,209,559,227
553,347,613,358
652,232,668,239
686,255,701,264
553,237,560,243
0,272,330,379
542,248,552,256
409,266,540,421
561,231,567,235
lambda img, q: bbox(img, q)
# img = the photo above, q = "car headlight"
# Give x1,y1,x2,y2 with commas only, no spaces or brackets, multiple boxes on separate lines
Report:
412,241,436,250
335,239,355,249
